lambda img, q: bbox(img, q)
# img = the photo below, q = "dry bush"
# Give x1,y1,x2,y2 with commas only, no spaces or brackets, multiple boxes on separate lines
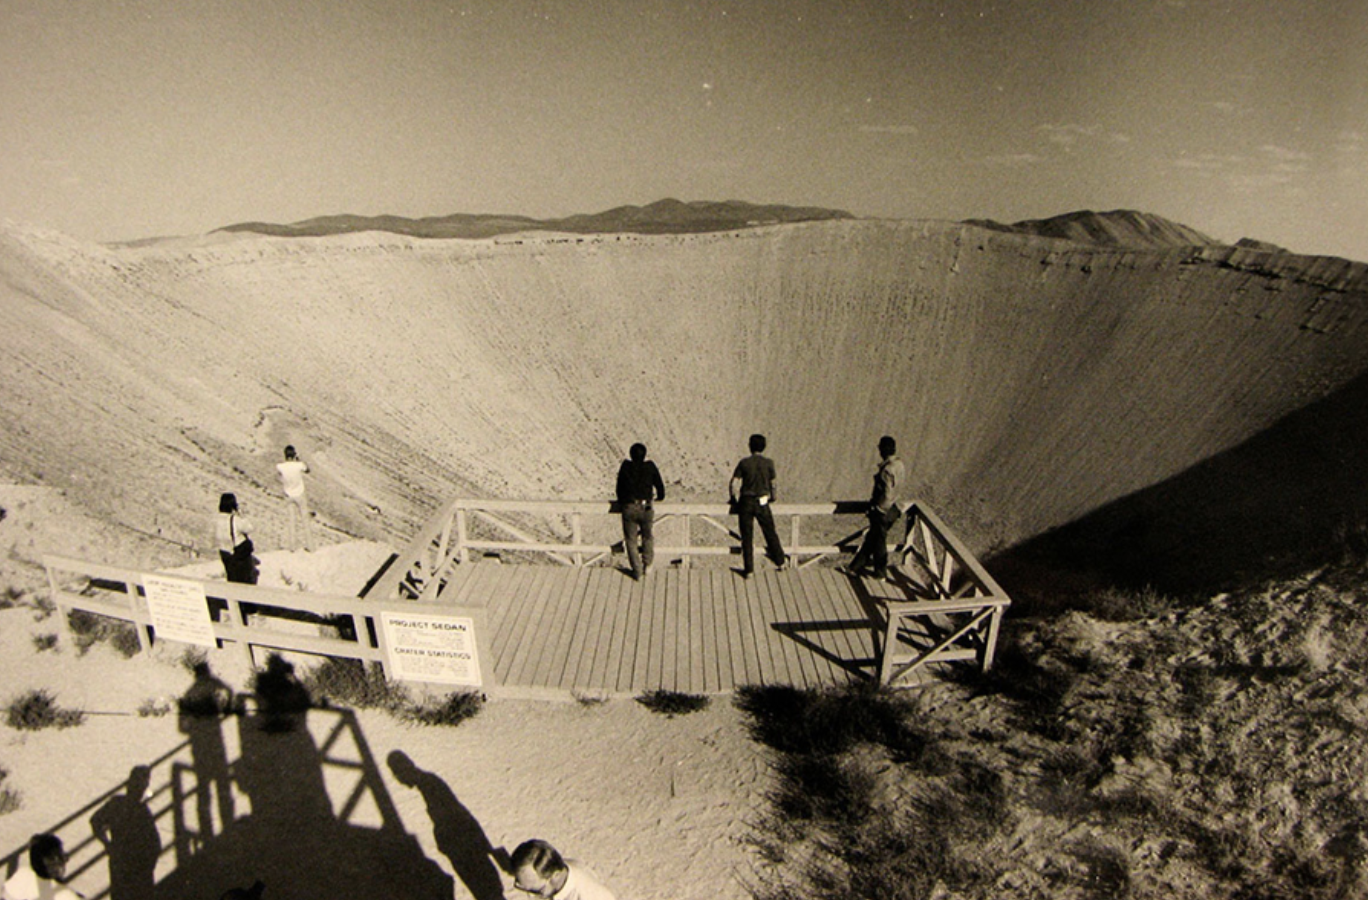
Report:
31,633,57,653
67,609,141,657
5,689,84,730
302,657,409,713
402,690,484,727
0,766,19,816
636,689,710,717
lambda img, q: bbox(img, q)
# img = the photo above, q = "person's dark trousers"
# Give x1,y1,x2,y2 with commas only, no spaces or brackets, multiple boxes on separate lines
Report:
621,500,654,576
737,498,786,573
851,506,899,576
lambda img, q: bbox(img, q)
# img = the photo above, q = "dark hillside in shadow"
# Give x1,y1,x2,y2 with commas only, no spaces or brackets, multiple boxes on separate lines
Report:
990,367,1368,606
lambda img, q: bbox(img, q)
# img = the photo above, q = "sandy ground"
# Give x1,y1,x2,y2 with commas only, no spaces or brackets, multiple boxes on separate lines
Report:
0,486,768,900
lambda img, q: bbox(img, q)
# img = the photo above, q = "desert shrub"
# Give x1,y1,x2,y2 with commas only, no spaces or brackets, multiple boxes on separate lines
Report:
1089,584,1179,622
30,594,56,619
771,753,877,826
636,689,710,717
402,691,484,727
31,633,57,653
572,691,609,708
734,683,925,758
5,689,84,730
180,647,209,673
67,609,141,657
303,657,409,712
137,697,173,717
0,586,23,609
0,766,18,816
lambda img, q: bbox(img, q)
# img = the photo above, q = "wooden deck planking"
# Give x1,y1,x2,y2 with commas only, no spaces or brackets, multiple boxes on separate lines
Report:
582,570,623,691
500,567,561,684
796,571,862,682
459,563,957,695
775,571,825,688
661,567,680,691
536,568,588,688
488,565,541,675
611,571,643,693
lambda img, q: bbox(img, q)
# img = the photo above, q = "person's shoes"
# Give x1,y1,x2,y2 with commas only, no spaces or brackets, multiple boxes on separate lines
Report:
775,557,789,572
836,564,857,576
737,568,753,580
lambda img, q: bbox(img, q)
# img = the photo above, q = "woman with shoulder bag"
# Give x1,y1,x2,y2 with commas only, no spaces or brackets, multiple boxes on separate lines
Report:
215,493,258,584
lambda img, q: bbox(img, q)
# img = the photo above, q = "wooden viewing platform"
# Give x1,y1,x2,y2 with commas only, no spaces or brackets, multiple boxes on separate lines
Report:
45,499,1010,696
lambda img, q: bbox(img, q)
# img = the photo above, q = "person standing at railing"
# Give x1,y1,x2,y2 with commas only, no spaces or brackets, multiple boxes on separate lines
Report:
214,493,258,584
276,445,315,552
615,442,665,580
729,433,789,578
842,435,905,581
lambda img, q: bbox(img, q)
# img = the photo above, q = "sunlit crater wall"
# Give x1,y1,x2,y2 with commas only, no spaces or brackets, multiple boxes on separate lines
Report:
2,219,1366,552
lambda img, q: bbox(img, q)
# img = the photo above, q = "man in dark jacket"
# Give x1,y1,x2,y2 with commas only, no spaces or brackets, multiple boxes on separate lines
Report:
616,442,665,579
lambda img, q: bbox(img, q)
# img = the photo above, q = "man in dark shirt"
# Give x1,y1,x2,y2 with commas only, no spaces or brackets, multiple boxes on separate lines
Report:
729,434,788,578
616,442,665,579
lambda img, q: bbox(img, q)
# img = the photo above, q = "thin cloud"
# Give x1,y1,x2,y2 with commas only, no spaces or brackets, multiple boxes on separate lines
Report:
859,124,919,135
978,153,1047,168
1037,123,1131,150
1172,153,1245,173
1258,144,1312,162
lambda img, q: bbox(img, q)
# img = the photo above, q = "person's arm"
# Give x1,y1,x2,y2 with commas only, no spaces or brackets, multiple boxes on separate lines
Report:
652,463,665,501
729,476,742,503
615,462,629,503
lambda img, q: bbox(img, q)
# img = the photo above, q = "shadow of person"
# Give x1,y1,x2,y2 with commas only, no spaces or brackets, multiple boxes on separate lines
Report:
178,662,238,844
91,765,161,900
387,751,507,900
252,654,312,734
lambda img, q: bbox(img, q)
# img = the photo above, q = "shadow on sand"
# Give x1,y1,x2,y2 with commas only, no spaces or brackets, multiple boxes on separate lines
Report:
2,657,455,900
989,367,1368,606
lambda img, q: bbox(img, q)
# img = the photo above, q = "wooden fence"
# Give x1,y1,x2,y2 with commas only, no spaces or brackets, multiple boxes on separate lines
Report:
41,555,491,687
365,497,1011,686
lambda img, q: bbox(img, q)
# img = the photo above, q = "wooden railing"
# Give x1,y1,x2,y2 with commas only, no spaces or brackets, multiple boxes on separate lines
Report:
41,555,491,686
365,497,1010,686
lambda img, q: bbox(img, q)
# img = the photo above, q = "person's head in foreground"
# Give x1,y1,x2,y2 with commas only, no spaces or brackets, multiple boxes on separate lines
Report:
219,492,238,514
510,839,568,898
29,833,68,882
879,435,896,458
283,445,297,460
748,433,766,454
629,442,646,462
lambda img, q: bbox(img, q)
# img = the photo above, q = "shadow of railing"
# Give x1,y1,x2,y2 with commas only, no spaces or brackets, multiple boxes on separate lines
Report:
2,703,452,900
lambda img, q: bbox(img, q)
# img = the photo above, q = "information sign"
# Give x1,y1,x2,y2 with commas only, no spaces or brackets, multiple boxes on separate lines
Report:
380,612,482,686
142,575,217,647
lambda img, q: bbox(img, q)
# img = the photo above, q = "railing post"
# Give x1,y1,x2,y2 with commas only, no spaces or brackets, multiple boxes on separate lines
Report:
790,514,801,558
571,512,583,566
680,512,692,569
455,507,469,564
125,578,152,653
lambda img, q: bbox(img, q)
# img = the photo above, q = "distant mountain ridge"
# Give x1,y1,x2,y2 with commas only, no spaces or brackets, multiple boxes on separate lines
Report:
218,199,854,240
967,209,1219,250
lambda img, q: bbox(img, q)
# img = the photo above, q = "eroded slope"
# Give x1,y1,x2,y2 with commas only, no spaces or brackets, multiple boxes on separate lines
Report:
2,219,1365,563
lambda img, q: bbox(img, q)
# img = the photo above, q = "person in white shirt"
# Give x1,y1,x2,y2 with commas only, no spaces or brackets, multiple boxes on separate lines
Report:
3,833,85,900
275,445,315,552
510,839,617,900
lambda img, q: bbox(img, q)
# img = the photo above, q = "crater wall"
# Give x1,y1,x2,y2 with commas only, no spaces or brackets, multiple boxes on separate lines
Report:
2,220,1365,557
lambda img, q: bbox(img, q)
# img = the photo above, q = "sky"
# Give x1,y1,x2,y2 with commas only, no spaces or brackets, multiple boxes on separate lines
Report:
2,0,1366,260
